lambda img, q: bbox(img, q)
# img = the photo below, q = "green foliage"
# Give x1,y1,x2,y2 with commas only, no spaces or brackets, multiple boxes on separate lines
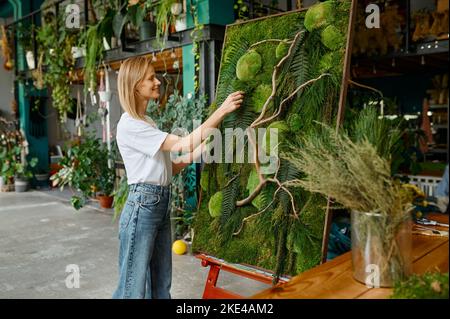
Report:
36,15,77,122
209,191,223,218
350,106,403,162
147,91,207,237
236,50,262,81
287,113,302,132
275,40,290,60
391,272,449,299
50,135,114,210
0,129,37,181
113,175,129,222
155,0,177,48
245,168,266,210
262,121,289,155
321,25,345,50
16,22,35,52
82,8,115,93
250,84,273,113
304,1,335,32
14,157,38,180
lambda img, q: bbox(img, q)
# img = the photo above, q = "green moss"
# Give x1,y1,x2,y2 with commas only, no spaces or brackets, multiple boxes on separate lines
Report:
236,50,262,81
200,172,209,192
304,1,335,32
319,51,344,81
321,25,345,50
209,191,223,218
391,272,449,299
250,84,273,113
276,40,290,60
262,121,290,155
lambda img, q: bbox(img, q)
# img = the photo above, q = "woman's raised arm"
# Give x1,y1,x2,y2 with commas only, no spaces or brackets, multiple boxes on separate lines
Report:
160,91,244,153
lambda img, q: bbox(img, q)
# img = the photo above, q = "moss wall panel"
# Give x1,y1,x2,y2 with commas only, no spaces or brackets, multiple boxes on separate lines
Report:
193,0,352,278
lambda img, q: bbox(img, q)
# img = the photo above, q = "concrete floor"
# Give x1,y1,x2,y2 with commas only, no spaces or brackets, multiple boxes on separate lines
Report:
0,189,270,299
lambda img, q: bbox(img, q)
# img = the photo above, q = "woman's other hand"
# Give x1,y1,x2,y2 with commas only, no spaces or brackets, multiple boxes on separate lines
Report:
218,91,245,116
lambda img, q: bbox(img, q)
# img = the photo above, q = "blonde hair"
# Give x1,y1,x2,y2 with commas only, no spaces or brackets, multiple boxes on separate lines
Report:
117,56,155,124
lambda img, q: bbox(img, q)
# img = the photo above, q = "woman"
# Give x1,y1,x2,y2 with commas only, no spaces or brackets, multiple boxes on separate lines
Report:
112,56,244,299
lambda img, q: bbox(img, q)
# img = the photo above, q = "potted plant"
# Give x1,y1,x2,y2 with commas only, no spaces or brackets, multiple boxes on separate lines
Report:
0,130,22,192
286,124,416,287
50,135,114,210
14,157,38,192
35,169,50,188
96,164,116,209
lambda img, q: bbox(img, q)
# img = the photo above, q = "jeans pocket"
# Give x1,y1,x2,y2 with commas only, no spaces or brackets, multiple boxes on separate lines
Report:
119,201,136,232
138,192,161,207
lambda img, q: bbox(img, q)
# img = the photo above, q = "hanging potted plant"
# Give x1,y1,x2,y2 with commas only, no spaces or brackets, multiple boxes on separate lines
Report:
16,22,36,70
171,1,183,16
173,1,187,33
140,8,157,41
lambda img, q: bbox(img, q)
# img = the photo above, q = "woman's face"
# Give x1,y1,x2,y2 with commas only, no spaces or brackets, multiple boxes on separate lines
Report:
136,67,161,101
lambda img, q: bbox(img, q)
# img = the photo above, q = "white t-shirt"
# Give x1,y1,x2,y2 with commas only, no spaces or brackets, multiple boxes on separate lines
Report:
117,112,172,186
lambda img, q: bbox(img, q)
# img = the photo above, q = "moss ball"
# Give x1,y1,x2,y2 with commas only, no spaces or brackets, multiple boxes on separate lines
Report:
321,25,344,50
319,51,343,75
208,191,223,218
304,1,335,32
275,40,290,60
251,84,273,113
236,50,262,81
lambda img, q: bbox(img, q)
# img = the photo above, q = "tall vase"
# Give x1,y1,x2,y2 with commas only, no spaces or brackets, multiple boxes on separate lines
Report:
351,210,412,288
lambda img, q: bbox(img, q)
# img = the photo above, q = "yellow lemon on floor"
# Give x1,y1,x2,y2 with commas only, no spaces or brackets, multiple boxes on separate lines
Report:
172,240,187,255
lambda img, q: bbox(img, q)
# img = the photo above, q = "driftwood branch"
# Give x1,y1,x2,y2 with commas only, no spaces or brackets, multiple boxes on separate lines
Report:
249,39,293,50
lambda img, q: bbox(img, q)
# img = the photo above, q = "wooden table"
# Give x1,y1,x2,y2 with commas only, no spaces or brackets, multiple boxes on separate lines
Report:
252,213,449,299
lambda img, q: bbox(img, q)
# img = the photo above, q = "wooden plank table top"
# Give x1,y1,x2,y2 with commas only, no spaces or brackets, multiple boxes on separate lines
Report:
252,213,449,299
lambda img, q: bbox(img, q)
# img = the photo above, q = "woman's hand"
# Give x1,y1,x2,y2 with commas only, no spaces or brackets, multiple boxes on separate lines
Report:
218,91,245,116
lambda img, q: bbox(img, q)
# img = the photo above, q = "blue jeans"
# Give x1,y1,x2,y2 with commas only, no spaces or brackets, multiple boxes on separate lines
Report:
113,183,172,299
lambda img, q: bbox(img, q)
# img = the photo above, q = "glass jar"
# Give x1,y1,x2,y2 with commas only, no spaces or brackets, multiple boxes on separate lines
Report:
351,210,412,288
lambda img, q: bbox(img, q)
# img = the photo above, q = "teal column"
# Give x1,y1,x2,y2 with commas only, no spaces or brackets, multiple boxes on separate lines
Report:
182,0,234,97
182,44,195,97
12,0,49,175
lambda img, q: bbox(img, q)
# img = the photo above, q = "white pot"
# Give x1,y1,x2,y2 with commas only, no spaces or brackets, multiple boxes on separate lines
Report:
71,46,84,59
171,3,183,16
26,51,35,69
111,37,118,49
103,37,111,51
175,14,187,32
14,179,28,193
99,91,113,102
